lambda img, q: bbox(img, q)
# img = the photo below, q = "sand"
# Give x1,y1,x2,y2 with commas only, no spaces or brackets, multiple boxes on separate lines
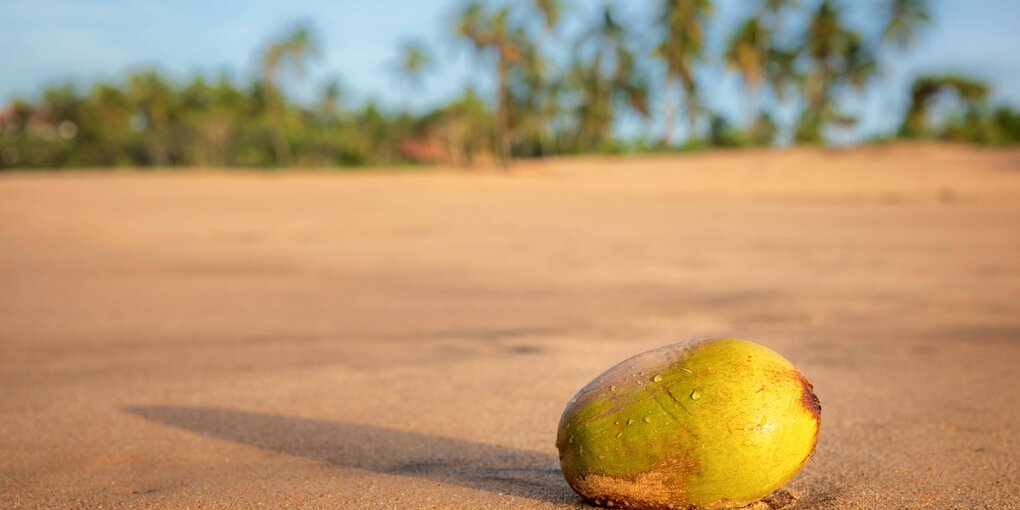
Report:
1,143,1018,509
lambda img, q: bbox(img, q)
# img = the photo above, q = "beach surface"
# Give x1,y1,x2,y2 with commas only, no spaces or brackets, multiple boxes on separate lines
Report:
2,144,1019,509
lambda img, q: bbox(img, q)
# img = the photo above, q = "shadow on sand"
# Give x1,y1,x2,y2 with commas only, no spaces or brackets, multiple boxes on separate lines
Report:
125,406,579,505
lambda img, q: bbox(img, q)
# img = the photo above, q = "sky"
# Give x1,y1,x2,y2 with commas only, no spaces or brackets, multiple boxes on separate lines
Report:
1,0,1018,140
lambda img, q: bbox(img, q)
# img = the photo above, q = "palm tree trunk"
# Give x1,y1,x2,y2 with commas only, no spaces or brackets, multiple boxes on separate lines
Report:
747,81,766,137
269,122,292,166
266,94,292,166
591,52,605,148
682,79,698,142
685,95,698,142
262,64,292,166
496,58,511,169
661,79,677,147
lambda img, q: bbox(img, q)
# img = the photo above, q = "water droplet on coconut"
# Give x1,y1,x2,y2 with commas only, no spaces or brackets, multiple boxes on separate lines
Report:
568,435,574,444
643,416,653,423
616,432,623,438
610,385,617,392
653,374,663,383
627,418,635,426
598,454,606,460
691,389,702,400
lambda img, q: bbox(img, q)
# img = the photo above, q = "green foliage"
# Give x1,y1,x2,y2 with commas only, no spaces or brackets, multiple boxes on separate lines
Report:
1,0,1017,170
795,0,878,143
569,5,650,152
883,0,931,51
0,72,428,169
656,0,714,144
707,113,742,148
899,74,992,141
990,107,1020,145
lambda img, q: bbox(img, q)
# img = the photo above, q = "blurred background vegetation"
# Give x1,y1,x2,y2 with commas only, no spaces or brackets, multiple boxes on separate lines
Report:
2,0,1019,170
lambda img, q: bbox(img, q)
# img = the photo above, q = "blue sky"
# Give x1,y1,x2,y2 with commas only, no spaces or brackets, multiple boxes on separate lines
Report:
1,0,1018,140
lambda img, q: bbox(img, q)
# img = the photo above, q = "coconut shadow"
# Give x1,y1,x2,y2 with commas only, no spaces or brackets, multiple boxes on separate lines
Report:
124,406,578,505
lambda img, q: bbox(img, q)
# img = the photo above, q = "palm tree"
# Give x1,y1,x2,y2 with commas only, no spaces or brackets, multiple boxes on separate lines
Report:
394,40,432,111
83,82,132,165
127,71,175,165
532,0,563,33
843,33,878,91
724,18,765,122
319,78,343,120
481,0,564,157
395,41,431,87
262,25,318,94
722,0,800,144
726,17,791,145
879,0,930,135
260,24,319,165
656,0,713,145
764,47,800,104
882,0,931,51
453,1,523,165
796,0,876,143
803,1,839,111
761,0,798,38
508,30,558,157
900,74,988,137
756,0,800,95
572,5,649,150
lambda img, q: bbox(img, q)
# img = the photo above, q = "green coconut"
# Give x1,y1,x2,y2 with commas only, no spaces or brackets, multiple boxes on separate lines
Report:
556,338,820,510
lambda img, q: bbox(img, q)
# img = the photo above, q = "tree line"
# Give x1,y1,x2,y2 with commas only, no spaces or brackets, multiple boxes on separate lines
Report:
1,0,1018,170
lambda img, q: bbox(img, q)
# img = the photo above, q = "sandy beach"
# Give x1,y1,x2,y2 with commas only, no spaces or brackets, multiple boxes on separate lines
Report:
1,143,1019,509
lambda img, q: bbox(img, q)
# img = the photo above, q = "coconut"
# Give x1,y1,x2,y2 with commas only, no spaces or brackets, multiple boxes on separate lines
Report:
556,338,820,510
